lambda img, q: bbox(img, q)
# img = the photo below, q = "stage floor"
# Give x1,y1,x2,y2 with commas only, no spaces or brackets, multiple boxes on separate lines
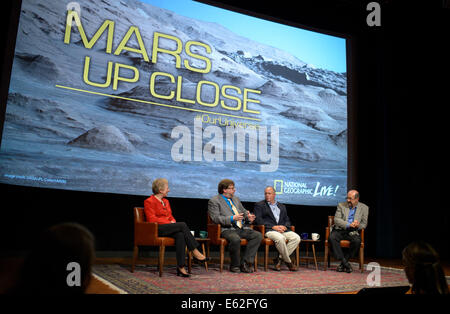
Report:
85,255,450,294
2,254,449,294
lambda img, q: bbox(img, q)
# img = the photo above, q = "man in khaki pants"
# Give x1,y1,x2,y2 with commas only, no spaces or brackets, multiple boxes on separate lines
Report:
254,186,300,271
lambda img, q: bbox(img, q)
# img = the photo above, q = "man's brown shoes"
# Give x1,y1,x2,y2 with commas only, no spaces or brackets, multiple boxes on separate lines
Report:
273,257,282,271
286,262,298,271
273,258,297,271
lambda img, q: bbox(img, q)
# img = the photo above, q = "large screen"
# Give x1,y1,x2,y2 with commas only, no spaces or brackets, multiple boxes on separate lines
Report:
0,0,348,205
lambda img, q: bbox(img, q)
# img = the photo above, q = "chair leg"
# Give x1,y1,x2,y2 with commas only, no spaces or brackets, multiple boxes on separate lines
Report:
324,245,328,271
254,252,257,272
360,248,364,273
220,244,224,272
265,245,269,271
159,245,165,277
296,245,299,268
131,245,138,273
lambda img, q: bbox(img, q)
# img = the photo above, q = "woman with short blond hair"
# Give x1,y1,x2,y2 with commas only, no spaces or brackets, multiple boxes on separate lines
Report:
144,178,208,277
152,178,168,194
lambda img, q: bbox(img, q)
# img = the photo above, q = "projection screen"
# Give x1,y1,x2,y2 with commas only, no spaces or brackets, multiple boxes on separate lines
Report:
0,0,348,205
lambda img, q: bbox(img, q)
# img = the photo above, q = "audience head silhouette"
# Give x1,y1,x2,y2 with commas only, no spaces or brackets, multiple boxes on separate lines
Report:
402,241,449,294
11,222,95,295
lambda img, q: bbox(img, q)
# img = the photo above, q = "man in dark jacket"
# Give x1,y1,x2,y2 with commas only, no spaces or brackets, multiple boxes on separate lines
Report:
254,186,300,271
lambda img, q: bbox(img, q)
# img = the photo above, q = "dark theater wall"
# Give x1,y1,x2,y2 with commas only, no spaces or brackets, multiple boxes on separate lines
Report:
1,0,449,260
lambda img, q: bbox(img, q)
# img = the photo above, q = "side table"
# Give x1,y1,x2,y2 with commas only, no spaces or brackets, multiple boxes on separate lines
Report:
300,239,320,270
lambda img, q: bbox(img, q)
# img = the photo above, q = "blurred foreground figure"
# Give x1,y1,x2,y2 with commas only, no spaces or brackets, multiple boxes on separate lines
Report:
402,241,449,294
9,222,95,295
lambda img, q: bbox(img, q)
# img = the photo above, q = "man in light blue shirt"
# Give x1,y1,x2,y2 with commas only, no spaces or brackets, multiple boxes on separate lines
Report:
254,187,300,271
329,190,369,273
346,206,356,229
268,201,280,223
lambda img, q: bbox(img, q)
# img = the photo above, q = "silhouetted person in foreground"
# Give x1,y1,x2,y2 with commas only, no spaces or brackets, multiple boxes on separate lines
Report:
9,222,95,295
402,241,449,294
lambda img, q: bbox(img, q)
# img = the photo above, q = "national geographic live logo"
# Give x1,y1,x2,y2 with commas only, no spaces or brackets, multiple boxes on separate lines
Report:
273,180,340,197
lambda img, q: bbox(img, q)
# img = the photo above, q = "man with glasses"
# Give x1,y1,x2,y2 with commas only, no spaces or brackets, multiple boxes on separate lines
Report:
329,190,369,273
208,179,263,273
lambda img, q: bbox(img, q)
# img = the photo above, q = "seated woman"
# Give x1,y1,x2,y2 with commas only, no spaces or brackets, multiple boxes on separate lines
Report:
144,178,208,277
